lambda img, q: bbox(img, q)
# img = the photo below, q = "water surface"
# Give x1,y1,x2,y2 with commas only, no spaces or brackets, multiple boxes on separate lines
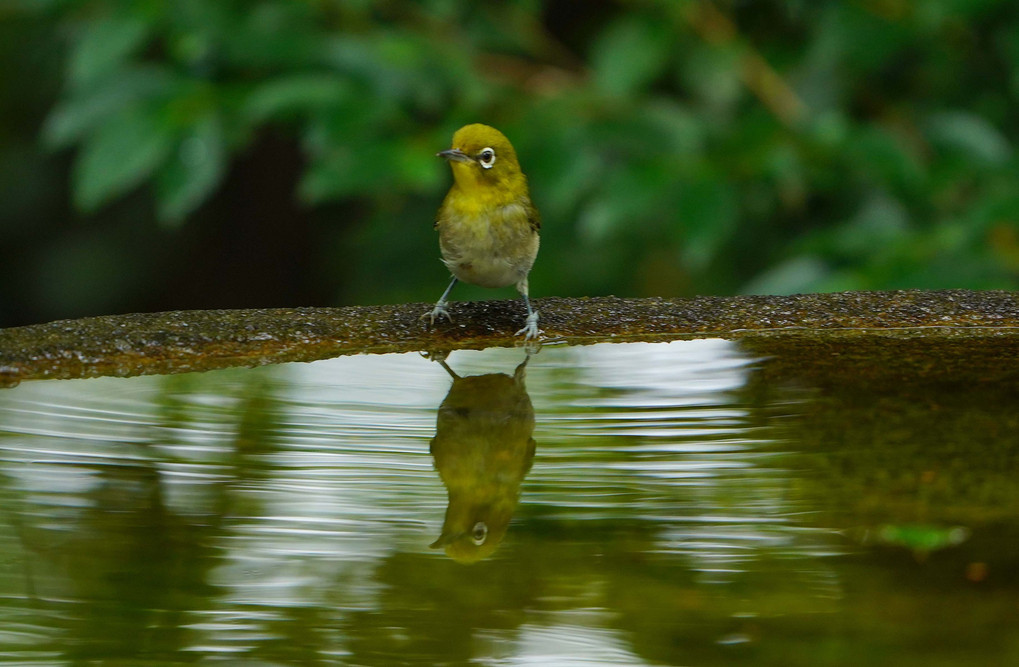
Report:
0,339,1015,665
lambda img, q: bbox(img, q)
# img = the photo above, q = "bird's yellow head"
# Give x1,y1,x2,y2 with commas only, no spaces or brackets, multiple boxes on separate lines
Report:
438,123,525,194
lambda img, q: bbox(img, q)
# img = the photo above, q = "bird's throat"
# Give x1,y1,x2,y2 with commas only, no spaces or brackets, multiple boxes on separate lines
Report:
449,164,520,214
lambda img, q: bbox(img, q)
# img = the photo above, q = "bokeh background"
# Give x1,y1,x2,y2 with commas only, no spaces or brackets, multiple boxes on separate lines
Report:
2,0,1018,328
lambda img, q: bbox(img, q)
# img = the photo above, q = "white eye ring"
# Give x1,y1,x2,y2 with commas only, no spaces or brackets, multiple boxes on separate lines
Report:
471,521,488,545
478,147,496,169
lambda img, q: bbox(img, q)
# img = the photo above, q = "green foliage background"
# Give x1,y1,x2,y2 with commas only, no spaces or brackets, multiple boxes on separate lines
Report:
2,0,1018,327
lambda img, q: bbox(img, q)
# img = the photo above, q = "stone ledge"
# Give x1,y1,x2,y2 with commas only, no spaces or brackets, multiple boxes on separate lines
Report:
1,289,1017,383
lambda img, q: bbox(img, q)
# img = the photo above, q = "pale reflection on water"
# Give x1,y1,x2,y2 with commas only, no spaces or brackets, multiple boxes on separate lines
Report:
0,338,1011,665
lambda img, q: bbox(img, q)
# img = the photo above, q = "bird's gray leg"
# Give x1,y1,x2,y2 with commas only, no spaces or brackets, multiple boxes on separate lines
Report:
515,277,540,340
422,276,458,325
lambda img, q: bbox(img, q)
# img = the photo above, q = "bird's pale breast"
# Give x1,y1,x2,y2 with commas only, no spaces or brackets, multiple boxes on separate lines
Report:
438,201,539,289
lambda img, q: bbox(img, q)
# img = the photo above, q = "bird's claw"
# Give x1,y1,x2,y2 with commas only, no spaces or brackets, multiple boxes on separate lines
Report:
421,303,453,326
516,311,540,340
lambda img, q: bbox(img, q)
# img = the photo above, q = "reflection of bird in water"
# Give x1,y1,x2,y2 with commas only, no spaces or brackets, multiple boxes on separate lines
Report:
429,355,536,564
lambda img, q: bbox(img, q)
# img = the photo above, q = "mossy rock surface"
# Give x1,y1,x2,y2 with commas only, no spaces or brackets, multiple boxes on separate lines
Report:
1,289,1017,384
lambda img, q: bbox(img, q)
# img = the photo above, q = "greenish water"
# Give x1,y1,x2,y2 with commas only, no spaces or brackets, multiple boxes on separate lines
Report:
0,339,1016,666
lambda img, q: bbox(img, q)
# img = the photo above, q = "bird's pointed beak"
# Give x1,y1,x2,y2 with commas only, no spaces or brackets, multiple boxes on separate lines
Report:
429,530,462,549
437,148,473,163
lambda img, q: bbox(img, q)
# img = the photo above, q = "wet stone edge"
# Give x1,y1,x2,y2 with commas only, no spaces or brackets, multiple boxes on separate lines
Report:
1,289,1017,384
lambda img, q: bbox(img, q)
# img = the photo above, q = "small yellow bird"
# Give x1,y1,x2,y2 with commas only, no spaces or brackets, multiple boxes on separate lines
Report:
422,123,541,339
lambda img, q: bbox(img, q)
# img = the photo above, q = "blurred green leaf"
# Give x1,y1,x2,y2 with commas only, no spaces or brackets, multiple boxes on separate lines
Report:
43,65,176,148
156,113,226,224
219,2,322,69
847,126,925,193
72,105,174,213
324,32,444,107
828,193,911,260
925,110,1012,166
742,256,831,296
243,74,353,124
680,42,743,113
394,141,443,193
592,15,672,98
299,139,396,203
639,99,705,157
68,14,151,90
577,163,673,244
531,140,603,221
818,4,910,73
676,176,738,269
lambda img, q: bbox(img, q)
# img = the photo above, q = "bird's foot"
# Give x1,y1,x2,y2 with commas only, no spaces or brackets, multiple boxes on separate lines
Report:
421,302,453,327
516,310,540,340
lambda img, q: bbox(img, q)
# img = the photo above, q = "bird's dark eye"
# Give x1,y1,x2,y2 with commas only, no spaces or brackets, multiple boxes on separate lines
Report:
477,147,496,169
471,521,488,545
